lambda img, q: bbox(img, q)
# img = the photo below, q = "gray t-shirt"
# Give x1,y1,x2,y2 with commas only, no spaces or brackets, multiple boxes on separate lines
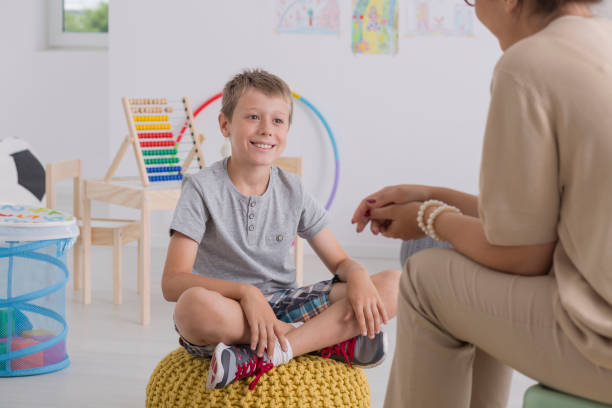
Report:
170,158,329,294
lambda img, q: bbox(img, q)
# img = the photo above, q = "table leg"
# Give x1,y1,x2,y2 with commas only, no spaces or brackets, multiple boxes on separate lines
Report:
112,229,122,305
140,193,151,325
73,237,82,291
137,239,142,295
82,196,92,304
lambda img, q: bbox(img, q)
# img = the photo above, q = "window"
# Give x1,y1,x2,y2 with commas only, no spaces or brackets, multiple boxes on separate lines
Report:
48,0,109,48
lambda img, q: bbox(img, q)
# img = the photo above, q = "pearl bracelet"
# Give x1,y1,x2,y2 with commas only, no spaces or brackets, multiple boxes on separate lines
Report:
426,204,462,242
416,200,444,235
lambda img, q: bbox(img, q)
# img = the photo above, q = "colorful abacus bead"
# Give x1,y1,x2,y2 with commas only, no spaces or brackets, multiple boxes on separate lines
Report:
137,132,173,139
140,140,175,148
133,115,169,122
141,148,178,156
145,157,180,165
148,174,183,182
135,123,172,131
145,166,182,174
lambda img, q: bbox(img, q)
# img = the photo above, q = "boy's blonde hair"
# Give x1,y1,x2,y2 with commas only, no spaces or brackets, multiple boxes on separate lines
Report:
221,69,293,126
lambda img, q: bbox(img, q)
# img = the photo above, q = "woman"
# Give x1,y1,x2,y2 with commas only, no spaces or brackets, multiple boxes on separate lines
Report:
351,0,612,405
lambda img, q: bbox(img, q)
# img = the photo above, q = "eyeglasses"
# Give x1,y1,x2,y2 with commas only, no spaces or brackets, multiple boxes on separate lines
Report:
464,0,474,6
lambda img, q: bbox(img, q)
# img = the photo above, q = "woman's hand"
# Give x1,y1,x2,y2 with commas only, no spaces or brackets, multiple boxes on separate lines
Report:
352,185,429,234
344,269,389,339
239,285,288,359
368,201,427,240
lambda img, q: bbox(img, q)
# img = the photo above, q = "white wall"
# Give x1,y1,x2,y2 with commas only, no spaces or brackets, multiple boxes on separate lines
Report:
0,1,109,180
4,0,610,257
108,0,502,257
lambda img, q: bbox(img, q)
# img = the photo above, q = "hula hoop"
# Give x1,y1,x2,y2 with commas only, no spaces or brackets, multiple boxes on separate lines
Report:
186,91,340,210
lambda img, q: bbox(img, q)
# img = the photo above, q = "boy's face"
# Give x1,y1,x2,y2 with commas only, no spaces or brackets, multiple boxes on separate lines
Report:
219,88,290,168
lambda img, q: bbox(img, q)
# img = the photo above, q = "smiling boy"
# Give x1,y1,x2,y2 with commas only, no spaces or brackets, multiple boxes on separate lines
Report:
162,69,400,390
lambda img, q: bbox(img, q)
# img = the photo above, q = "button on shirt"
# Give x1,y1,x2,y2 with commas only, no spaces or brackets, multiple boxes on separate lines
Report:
170,158,329,294
247,198,257,236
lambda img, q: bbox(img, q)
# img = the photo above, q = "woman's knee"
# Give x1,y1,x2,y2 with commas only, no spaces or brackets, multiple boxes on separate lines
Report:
401,248,454,312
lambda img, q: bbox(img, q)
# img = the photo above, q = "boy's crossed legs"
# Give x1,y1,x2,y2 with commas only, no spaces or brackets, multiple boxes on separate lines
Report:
173,269,400,389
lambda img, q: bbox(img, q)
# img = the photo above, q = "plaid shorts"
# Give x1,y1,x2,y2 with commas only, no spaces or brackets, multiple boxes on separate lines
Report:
177,278,334,358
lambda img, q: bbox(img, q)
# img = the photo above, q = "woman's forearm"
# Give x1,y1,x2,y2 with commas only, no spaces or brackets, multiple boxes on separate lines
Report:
425,186,479,217
434,211,555,276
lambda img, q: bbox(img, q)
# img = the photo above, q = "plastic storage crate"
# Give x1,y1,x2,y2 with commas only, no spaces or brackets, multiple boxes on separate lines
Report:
0,204,78,376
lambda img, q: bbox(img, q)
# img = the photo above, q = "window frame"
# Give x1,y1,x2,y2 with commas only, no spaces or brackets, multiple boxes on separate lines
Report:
47,0,108,49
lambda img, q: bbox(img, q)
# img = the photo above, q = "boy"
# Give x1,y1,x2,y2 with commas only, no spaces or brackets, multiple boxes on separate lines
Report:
162,69,400,390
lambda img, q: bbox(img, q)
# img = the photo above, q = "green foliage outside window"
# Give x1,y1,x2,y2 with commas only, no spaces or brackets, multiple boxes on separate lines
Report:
64,2,108,33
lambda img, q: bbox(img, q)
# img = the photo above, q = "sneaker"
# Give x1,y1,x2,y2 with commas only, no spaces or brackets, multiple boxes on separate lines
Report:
206,342,274,390
314,331,387,369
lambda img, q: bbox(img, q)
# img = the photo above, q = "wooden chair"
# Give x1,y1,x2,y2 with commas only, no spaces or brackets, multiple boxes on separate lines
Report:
45,159,141,305
273,157,304,286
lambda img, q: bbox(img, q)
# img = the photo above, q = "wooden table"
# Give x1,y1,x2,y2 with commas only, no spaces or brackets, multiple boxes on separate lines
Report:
82,177,181,325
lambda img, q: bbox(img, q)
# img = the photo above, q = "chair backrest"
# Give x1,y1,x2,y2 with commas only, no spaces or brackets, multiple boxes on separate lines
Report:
272,157,304,286
45,159,82,218
273,156,303,178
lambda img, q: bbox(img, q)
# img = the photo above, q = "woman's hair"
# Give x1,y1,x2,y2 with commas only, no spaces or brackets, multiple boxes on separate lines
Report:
221,69,293,125
464,0,602,15
529,0,602,15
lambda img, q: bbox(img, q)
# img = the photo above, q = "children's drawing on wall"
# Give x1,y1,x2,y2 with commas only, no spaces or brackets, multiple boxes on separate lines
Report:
405,0,474,37
352,0,398,55
276,0,340,35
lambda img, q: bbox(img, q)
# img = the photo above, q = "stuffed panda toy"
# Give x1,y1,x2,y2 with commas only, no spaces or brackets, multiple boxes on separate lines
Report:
0,138,45,205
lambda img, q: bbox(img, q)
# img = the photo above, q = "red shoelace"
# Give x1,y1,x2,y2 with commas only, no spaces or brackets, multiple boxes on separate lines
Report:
319,337,357,367
233,353,275,390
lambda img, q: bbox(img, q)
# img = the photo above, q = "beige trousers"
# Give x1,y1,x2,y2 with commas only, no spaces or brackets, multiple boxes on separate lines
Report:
384,248,612,408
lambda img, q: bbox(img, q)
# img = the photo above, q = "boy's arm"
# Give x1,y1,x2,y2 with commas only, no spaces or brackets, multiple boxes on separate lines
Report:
308,227,388,337
161,231,252,302
307,227,367,282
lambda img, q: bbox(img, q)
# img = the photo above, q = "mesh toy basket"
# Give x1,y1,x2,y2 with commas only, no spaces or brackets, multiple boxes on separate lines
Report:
0,204,78,376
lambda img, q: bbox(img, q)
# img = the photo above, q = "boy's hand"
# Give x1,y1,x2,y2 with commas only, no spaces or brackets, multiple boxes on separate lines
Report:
344,270,389,339
238,285,288,360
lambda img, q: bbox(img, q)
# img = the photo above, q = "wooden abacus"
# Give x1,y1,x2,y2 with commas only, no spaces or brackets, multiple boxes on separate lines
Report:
106,97,205,186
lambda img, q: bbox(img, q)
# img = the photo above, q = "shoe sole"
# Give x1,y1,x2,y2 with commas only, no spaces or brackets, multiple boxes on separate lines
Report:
352,331,388,369
206,342,229,389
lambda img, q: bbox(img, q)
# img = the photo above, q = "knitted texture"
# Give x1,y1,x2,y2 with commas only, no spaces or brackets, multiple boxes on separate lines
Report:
146,347,371,408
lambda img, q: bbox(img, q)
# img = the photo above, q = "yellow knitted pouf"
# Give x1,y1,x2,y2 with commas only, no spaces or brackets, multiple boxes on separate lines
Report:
146,347,371,408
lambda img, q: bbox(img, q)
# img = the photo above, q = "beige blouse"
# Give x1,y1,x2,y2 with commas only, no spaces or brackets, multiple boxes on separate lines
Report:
478,16,612,369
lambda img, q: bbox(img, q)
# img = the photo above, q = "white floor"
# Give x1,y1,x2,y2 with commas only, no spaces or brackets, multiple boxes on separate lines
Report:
0,246,535,408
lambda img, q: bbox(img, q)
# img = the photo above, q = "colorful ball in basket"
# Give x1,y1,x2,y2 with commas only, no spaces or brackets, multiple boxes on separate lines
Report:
0,204,79,376
188,91,340,210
